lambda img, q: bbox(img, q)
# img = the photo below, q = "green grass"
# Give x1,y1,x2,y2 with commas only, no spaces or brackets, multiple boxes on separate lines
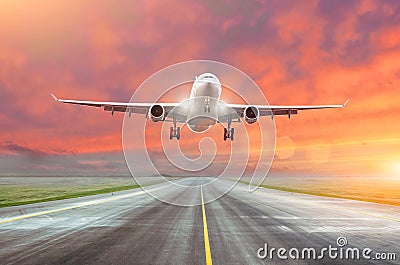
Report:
0,184,140,208
260,184,361,200
258,183,400,207
3,175,400,208
241,176,400,207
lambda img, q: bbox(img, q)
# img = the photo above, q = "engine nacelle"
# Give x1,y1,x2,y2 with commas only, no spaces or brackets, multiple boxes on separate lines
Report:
244,106,259,124
149,104,165,122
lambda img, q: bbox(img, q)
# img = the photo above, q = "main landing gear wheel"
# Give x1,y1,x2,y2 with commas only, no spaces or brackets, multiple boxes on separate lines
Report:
223,127,235,141
170,126,181,140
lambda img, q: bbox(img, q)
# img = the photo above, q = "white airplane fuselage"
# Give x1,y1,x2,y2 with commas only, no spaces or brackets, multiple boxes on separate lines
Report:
186,73,222,132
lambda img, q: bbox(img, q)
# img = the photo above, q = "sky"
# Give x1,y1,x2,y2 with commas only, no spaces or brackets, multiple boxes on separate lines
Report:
0,0,400,177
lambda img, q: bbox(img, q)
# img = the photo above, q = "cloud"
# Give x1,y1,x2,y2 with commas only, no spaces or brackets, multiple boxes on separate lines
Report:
0,0,399,176
0,144,129,176
1,143,47,157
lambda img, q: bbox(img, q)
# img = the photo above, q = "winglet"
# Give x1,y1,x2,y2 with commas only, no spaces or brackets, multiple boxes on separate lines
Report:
343,99,349,107
51,93,59,102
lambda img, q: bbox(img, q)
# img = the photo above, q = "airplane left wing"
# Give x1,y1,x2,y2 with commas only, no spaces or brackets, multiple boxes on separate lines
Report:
51,94,185,121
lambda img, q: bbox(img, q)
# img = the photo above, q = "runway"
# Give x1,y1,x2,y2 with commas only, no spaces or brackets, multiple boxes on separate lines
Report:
0,177,399,264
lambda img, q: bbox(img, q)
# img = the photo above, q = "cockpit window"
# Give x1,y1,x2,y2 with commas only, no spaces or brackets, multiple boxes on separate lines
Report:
204,76,213,78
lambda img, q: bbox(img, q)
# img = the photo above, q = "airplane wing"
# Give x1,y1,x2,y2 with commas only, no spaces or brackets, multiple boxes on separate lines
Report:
51,93,186,122
223,100,349,120
52,93,347,123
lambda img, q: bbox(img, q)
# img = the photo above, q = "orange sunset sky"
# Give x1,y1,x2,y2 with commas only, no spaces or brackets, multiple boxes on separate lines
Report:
0,0,399,177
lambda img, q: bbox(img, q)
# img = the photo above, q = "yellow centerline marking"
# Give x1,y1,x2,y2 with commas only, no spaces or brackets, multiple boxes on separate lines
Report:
201,181,213,265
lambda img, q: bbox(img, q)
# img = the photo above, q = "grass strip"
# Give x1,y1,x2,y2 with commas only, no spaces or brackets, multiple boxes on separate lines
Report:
0,185,140,208
260,184,400,207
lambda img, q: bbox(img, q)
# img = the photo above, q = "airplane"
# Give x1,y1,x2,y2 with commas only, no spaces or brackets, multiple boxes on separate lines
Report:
51,73,348,141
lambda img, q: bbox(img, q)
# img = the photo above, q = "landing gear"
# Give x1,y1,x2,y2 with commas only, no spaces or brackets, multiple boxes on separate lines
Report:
224,127,234,141
170,126,180,140
224,115,234,141
170,119,180,140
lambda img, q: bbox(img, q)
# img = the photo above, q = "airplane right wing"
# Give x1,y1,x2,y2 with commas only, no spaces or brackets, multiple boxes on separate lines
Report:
225,100,349,120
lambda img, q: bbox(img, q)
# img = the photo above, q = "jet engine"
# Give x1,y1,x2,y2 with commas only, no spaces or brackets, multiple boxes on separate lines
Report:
149,104,165,122
244,106,259,124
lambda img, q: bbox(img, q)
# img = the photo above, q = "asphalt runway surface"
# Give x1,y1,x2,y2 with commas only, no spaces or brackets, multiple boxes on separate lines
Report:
0,177,399,264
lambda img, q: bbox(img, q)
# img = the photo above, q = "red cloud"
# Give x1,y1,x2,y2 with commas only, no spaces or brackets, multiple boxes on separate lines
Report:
1,1,400,176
